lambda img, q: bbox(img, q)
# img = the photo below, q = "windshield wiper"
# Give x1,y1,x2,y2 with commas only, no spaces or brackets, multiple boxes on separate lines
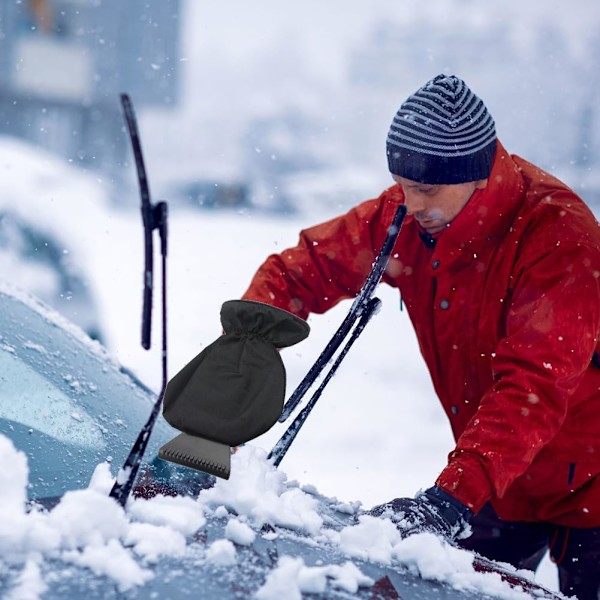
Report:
109,94,169,508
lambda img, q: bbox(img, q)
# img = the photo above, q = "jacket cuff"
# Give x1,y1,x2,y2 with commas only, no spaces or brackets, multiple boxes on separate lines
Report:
423,486,473,526
435,452,492,514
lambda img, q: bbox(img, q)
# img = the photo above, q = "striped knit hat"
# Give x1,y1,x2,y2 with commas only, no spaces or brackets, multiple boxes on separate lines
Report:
386,75,497,184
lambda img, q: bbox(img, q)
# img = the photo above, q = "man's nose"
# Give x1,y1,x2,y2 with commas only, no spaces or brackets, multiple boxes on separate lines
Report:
403,192,426,216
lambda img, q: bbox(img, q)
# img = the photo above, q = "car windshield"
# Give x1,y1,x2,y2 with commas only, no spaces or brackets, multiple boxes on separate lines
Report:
0,349,105,448
0,287,178,499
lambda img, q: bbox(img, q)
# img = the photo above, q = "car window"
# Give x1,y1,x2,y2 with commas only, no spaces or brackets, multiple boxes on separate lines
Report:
0,288,179,499
0,346,105,448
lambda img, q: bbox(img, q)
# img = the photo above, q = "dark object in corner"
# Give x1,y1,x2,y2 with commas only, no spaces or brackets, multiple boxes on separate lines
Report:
159,300,309,478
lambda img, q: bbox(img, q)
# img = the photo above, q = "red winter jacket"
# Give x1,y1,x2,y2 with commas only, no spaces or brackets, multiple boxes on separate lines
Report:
242,142,600,527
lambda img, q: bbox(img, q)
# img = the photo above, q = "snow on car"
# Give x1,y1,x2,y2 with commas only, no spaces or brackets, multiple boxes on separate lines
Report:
0,136,115,341
0,284,563,599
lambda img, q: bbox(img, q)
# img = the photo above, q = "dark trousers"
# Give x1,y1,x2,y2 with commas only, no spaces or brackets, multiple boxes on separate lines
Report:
457,503,600,600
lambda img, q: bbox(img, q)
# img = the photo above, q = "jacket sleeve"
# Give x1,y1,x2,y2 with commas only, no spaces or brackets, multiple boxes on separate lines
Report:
241,194,394,319
436,239,600,513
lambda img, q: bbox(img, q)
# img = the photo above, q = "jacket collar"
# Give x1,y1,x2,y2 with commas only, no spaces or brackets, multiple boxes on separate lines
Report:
432,140,526,264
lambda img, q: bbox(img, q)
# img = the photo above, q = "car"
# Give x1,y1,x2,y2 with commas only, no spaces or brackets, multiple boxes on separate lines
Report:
0,209,104,342
0,135,110,342
176,179,252,211
0,285,562,599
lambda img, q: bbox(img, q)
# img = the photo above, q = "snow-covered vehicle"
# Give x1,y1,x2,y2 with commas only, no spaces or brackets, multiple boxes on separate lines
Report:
0,209,103,342
0,136,111,342
0,284,563,599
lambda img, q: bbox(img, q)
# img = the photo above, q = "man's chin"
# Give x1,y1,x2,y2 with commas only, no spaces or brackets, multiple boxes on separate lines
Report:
424,225,446,235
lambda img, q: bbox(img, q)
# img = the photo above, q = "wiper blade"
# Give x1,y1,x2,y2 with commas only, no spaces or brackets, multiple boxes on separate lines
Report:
109,94,169,508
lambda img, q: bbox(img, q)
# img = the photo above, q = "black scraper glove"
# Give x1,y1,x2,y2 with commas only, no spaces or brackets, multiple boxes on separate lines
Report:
162,300,309,447
369,486,472,541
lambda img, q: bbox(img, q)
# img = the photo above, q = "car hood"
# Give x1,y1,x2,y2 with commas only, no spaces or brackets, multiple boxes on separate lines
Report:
0,439,562,600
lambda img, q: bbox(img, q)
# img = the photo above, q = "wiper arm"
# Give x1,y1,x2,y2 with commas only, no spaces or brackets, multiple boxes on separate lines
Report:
109,94,169,508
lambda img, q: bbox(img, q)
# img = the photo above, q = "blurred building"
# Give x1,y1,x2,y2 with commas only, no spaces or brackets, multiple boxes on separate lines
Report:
0,0,181,174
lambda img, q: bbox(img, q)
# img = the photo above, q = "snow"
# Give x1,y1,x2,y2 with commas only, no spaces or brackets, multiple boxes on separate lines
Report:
127,493,206,536
198,446,323,535
225,519,257,546
62,540,152,590
255,556,373,599
392,535,532,599
5,560,46,600
125,523,187,563
0,436,183,592
205,540,237,567
336,515,401,565
0,280,119,369
0,138,114,309
0,435,560,599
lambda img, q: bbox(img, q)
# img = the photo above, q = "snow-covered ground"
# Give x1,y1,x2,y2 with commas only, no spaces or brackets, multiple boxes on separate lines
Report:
0,136,567,592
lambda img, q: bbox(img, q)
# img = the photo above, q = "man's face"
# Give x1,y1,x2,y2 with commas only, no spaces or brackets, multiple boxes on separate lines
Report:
392,175,488,235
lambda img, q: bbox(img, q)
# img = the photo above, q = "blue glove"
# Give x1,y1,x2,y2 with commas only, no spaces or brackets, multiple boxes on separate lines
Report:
368,486,473,540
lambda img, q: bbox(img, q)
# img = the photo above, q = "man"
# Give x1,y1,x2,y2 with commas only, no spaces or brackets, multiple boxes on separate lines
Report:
241,75,600,599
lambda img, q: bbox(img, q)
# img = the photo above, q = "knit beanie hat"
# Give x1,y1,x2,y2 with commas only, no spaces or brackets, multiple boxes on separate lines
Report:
386,74,497,184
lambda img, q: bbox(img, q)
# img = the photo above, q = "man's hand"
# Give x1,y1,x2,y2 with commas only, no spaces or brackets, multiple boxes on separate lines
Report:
368,486,472,541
